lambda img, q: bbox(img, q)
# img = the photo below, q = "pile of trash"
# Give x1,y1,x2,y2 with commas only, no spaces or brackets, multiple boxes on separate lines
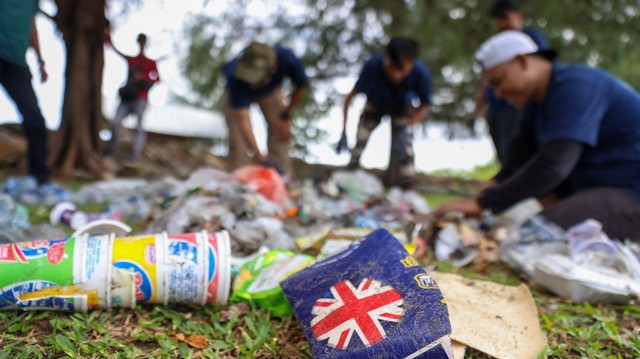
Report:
1,166,639,357
430,198,640,304
2,167,639,308
0,168,433,306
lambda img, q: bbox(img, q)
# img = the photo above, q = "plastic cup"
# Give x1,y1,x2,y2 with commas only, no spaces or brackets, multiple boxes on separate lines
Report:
0,237,78,310
205,231,231,305
164,231,209,305
112,234,167,304
0,234,113,312
1,230,231,311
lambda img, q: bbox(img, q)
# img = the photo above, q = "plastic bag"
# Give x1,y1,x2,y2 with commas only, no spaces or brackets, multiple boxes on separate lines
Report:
233,165,287,206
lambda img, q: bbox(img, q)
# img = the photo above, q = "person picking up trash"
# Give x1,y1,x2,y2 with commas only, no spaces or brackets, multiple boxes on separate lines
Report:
223,41,309,178
340,37,432,189
436,31,640,241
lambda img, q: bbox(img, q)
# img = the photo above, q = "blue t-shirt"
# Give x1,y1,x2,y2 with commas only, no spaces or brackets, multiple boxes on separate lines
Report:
354,54,432,113
487,27,549,112
522,63,640,198
225,46,308,108
0,0,39,67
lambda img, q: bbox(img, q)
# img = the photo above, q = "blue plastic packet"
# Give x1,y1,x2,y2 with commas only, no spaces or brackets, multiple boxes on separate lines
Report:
281,229,453,358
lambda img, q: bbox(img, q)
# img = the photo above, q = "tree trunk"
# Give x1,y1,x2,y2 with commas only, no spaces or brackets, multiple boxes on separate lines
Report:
50,0,108,178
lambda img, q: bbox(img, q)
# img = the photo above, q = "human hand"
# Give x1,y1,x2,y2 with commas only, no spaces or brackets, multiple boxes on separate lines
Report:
104,30,112,45
409,112,423,126
435,198,483,218
402,107,421,126
473,179,497,196
335,131,349,154
261,158,284,175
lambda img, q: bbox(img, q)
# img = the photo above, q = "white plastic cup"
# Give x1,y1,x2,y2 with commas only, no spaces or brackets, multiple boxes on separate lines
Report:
205,230,231,305
72,233,113,309
163,231,209,305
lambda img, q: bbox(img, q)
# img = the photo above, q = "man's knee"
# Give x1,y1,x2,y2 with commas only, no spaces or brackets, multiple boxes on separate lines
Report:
541,188,640,239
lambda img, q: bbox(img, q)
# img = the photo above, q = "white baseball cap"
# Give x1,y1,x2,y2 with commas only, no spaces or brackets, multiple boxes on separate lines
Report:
475,30,555,71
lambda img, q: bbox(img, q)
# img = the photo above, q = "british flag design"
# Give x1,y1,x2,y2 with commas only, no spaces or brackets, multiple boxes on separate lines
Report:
311,278,405,349
281,229,453,358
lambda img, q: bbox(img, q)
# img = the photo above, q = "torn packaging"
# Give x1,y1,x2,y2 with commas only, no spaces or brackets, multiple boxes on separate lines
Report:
281,229,453,358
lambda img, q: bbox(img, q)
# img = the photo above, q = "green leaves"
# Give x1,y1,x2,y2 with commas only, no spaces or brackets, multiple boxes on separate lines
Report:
53,334,76,357
180,0,640,142
0,304,305,357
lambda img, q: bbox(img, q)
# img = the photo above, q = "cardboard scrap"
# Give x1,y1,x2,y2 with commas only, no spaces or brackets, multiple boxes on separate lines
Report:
431,272,547,359
452,340,466,359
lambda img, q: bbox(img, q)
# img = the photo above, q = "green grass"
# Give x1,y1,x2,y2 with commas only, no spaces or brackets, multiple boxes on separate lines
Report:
2,174,639,357
537,300,640,358
0,303,311,358
423,192,463,209
1,261,638,357
430,159,500,182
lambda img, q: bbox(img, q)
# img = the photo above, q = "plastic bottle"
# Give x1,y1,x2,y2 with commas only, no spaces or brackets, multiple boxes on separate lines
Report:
0,193,16,226
50,202,122,230
0,194,23,243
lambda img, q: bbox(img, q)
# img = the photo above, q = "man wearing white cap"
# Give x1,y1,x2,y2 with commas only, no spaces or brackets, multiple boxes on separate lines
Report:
437,31,640,240
223,42,308,177
470,0,549,165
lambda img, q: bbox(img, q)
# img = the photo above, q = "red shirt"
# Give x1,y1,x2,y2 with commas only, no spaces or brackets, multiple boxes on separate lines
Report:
125,55,160,100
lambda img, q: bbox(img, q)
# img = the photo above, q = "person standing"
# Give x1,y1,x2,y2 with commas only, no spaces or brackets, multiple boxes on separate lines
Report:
0,0,51,184
341,37,432,189
223,41,308,178
471,0,549,164
102,33,160,164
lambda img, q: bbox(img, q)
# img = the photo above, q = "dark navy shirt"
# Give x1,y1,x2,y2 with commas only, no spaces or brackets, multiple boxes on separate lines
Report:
523,63,640,198
354,54,432,113
486,27,549,112
225,46,308,108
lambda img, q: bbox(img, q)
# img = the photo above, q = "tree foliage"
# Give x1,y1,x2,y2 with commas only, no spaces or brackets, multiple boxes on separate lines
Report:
179,0,640,146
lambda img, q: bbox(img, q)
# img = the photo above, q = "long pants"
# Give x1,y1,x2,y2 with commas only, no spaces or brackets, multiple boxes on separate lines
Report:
223,88,292,177
541,187,640,241
348,103,416,189
487,105,523,165
0,59,50,184
104,99,148,160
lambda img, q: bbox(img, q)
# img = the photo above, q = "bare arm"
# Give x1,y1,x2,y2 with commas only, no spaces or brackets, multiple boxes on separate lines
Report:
105,32,127,58
342,89,357,133
29,19,47,82
234,108,265,163
283,86,306,118
410,104,429,126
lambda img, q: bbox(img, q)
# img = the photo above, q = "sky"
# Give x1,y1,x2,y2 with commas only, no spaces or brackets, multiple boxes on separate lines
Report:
0,0,495,172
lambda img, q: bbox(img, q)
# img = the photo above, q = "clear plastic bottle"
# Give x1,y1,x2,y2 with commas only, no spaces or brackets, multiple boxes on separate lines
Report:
0,194,17,226
0,194,22,243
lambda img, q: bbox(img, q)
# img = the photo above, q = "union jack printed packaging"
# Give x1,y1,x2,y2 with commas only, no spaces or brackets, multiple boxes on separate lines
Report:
281,229,453,358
